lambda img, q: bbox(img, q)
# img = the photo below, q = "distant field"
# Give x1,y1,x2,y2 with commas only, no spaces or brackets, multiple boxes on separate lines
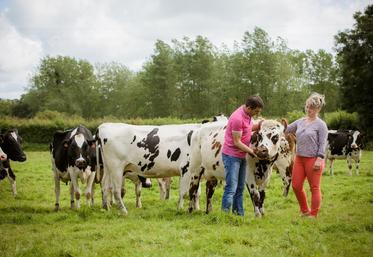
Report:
0,150,372,257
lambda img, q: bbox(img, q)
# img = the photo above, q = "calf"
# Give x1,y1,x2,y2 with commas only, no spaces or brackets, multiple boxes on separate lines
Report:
0,129,27,197
326,130,365,176
188,120,293,217
51,125,96,210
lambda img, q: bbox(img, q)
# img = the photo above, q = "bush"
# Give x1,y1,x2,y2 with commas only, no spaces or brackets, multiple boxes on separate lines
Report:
286,110,304,123
324,111,360,130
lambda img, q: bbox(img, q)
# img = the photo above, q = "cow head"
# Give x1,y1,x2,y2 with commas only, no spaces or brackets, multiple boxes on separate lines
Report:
0,129,26,162
0,144,7,162
251,120,285,161
0,145,6,180
350,130,365,150
65,133,96,171
201,114,228,124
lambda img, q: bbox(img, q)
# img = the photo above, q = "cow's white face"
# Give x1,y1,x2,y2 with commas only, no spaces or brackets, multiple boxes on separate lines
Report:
350,131,361,149
251,120,284,160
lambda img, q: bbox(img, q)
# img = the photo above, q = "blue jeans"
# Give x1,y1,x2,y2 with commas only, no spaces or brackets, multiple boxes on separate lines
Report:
221,153,246,216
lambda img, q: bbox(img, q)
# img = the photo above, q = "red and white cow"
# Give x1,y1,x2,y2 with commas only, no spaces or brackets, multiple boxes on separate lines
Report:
51,125,96,210
97,122,207,214
188,119,295,217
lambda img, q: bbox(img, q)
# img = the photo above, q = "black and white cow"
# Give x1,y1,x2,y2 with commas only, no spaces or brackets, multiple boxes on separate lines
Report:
96,115,228,214
51,125,96,211
94,142,152,209
0,129,27,197
188,119,294,217
326,130,365,176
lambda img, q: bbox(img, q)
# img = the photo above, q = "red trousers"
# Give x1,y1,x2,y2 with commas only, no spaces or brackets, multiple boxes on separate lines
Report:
292,155,324,217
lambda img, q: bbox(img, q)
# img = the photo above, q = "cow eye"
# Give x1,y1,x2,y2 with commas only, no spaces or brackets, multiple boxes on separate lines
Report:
271,135,279,144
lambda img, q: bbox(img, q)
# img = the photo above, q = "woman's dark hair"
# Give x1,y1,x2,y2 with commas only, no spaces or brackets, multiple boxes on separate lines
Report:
245,95,264,109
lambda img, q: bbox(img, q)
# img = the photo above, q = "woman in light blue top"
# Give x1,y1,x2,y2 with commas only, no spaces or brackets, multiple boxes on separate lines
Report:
286,92,328,217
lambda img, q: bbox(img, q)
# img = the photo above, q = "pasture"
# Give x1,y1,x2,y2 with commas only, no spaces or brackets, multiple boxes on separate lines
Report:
0,150,372,257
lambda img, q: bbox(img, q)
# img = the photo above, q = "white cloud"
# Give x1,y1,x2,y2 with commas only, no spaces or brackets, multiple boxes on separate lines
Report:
0,0,371,99
0,10,42,99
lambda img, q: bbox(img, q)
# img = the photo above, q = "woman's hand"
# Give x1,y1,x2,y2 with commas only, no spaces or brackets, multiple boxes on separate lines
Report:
313,157,323,170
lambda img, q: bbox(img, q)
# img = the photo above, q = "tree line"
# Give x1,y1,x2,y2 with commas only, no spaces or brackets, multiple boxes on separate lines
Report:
0,5,372,135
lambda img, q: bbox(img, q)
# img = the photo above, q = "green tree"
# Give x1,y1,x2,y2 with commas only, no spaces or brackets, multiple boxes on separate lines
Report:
29,56,99,118
140,40,177,117
303,50,340,113
95,62,135,118
173,36,215,118
335,5,373,132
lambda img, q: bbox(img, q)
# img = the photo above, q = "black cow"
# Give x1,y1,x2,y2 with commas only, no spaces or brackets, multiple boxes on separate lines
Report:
51,125,96,211
326,130,365,176
0,129,27,197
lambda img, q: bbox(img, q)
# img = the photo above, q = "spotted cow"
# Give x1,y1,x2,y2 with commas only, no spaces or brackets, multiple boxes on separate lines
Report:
51,125,96,211
0,129,27,197
326,130,365,176
96,119,223,214
188,119,294,217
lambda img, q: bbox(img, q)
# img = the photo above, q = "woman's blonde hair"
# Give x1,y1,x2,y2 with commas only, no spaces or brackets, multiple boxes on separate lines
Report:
305,92,325,109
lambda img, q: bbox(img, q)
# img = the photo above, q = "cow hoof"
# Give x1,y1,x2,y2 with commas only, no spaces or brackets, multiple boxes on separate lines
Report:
119,207,128,215
282,190,289,197
54,204,60,212
254,211,262,218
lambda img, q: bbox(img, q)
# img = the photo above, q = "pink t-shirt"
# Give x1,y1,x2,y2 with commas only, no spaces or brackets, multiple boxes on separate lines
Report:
222,105,253,159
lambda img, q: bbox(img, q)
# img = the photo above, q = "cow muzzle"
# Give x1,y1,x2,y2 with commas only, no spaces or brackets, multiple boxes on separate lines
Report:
254,147,269,160
18,154,27,162
0,153,7,161
75,159,87,170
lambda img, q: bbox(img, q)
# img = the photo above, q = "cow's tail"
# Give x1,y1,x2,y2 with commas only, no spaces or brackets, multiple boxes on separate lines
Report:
95,130,102,182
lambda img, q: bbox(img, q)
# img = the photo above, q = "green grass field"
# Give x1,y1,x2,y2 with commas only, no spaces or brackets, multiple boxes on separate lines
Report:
0,150,372,257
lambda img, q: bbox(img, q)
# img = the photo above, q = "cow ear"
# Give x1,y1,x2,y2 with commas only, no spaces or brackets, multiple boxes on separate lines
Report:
280,118,288,132
251,132,258,144
89,140,96,149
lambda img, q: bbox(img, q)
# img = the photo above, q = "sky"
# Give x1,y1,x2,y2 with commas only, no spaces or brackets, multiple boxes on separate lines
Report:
0,0,371,100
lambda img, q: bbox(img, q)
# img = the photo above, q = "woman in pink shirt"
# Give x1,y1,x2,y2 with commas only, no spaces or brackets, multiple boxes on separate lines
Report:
221,95,264,216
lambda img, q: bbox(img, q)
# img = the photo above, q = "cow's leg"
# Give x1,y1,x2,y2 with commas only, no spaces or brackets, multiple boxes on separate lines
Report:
355,159,360,175
91,183,95,206
7,167,17,197
70,182,75,209
276,161,293,197
178,162,191,210
69,168,81,209
101,162,112,210
258,188,266,216
135,180,142,208
347,155,353,176
111,171,128,214
53,172,61,211
246,170,261,217
353,151,361,175
158,177,172,200
188,167,204,213
206,178,218,214
85,171,96,207
157,178,167,200
329,159,334,176
164,177,172,200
